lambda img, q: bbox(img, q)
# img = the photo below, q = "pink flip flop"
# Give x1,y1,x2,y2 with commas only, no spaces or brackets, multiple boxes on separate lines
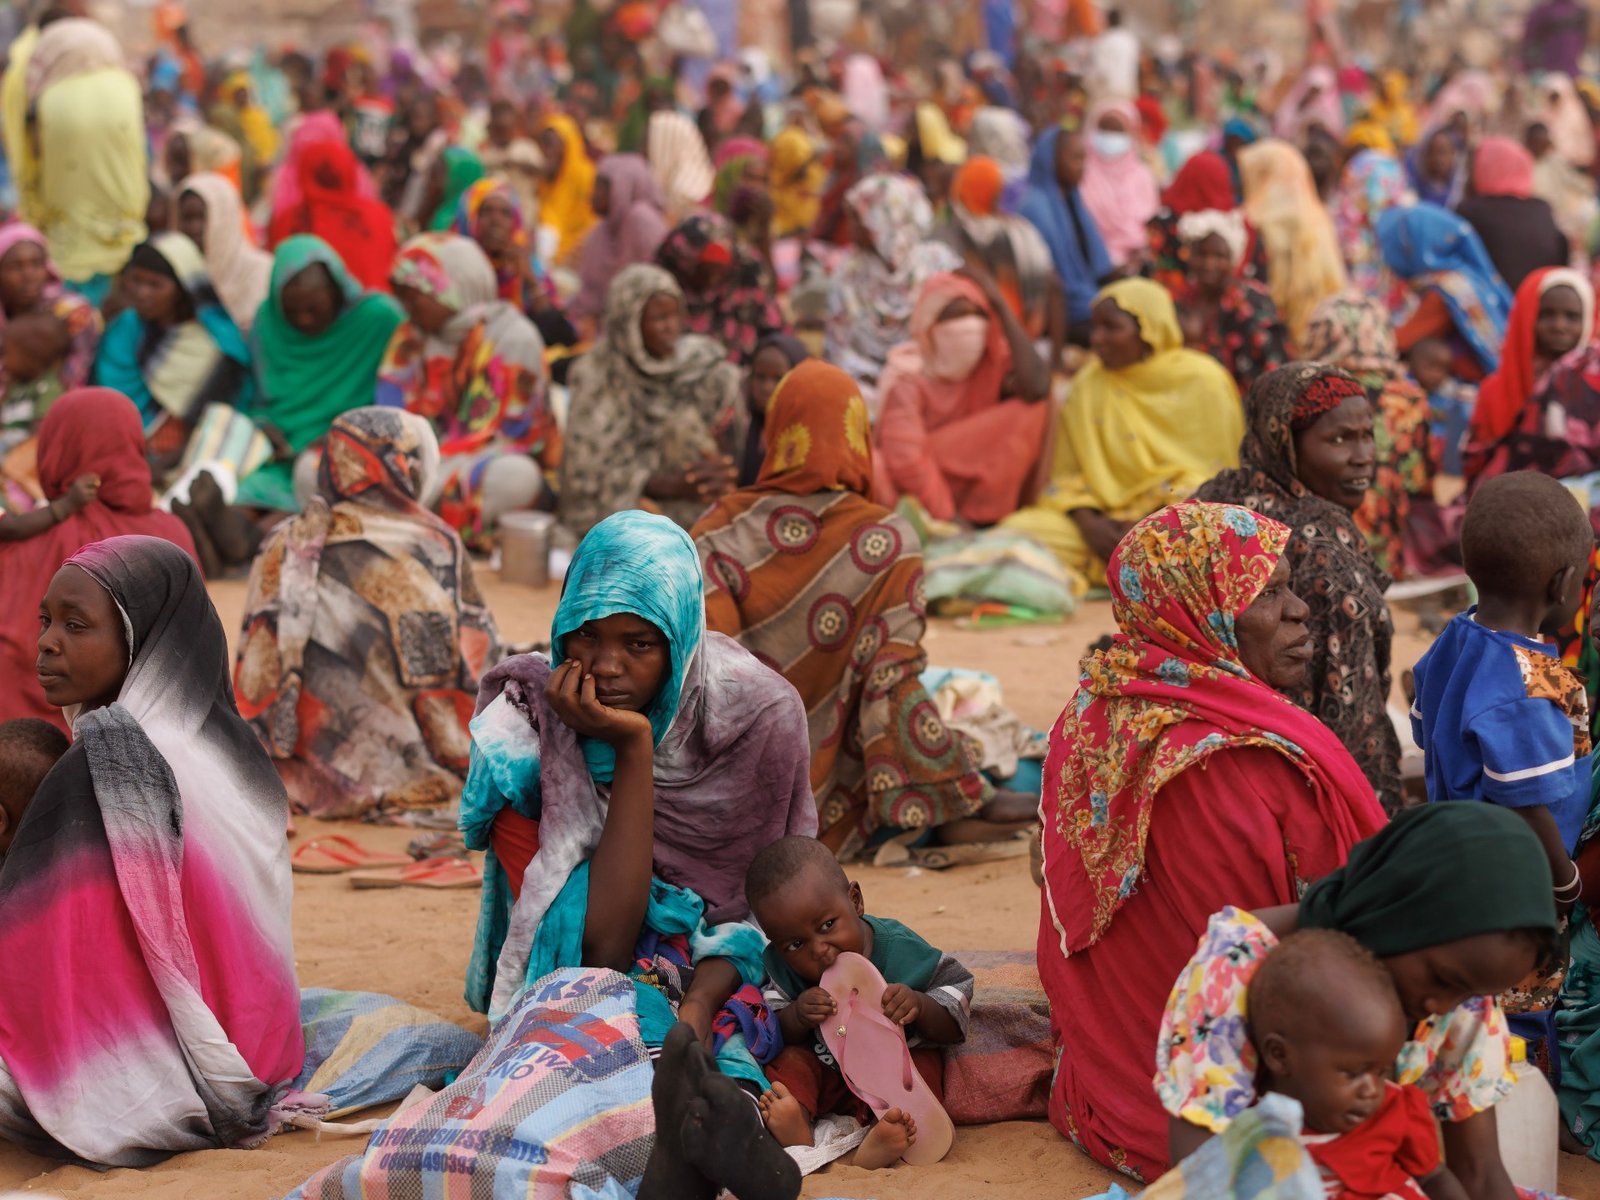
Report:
347,855,484,890
291,835,412,874
818,951,955,1166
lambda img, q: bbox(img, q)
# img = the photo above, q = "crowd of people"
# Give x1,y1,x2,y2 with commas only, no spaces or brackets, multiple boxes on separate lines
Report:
7,0,1600,1195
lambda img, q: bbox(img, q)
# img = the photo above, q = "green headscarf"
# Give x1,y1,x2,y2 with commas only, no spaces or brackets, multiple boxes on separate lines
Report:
236,235,405,511
429,147,486,232
1299,804,1558,956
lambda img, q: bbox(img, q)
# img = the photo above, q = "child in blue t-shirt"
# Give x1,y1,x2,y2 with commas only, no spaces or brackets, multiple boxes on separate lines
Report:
1412,472,1593,912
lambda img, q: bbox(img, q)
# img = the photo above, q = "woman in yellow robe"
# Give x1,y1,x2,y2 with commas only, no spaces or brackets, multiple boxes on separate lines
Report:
536,113,597,266
1003,279,1242,590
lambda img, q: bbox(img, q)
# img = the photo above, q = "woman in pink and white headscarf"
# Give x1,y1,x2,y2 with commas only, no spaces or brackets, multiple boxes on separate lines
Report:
1078,100,1160,269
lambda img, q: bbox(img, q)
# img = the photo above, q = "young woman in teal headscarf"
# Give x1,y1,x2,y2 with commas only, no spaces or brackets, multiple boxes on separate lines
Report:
233,235,405,511
460,511,816,1084
429,147,486,232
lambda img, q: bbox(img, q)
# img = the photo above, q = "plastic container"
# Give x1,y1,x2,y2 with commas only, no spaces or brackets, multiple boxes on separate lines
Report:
499,511,555,588
1496,1036,1559,1195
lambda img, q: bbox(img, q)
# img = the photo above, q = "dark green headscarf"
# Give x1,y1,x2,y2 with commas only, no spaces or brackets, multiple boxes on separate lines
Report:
429,148,486,232
1300,804,1557,956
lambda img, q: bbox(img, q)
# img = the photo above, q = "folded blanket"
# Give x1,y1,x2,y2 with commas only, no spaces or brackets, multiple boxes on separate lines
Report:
944,949,1054,1125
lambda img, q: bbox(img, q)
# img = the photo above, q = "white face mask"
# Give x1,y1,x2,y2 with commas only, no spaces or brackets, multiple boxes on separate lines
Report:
1091,130,1134,159
927,315,989,381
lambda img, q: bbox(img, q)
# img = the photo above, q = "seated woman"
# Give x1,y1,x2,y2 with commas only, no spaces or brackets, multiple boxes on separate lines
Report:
1378,203,1512,383
0,223,100,402
1145,150,1267,294
0,388,195,731
1238,139,1347,345
1037,500,1390,1180
693,361,1037,859
266,120,396,291
825,174,962,395
233,235,405,514
453,176,577,351
1465,266,1595,484
1002,279,1242,590
535,113,596,267
1018,127,1113,348
560,264,742,537
1331,149,1414,319
1168,210,1289,395
1457,136,1569,291
1197,363,1401,810
737,334,810,487
1,534,302,1165
873,270,1051,526
175,171,273,333
1160,804,1558,1199
377,233,555,551
571,153,667,328
460,510,815,1073
235,408,500,825
655,213,785,366
93,232,255,466
1078,100,1160,271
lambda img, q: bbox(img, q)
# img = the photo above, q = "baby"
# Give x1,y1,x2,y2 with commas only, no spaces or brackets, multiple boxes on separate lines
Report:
0,718,70,858
746,835,972,1170
0,311,72,441
1406,336,1475,478
1248,929,1467,1200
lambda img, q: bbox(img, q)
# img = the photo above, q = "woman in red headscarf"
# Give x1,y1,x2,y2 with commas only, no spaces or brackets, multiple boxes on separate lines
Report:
267,113,398,290
0,388,197,731
1145,150,1266,292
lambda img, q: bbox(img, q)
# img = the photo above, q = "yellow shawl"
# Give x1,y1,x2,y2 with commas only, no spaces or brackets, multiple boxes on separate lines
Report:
1240,139,1348,345
538,114,597,265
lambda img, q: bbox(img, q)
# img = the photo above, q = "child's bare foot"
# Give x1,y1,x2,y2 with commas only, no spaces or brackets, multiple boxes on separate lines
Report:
758,1083,814,1148
855,1108,917,1169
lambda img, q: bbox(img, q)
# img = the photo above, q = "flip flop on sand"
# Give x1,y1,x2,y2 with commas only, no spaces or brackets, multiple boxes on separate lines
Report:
291,835,413,875
347,855,483,891
818,952,955,1167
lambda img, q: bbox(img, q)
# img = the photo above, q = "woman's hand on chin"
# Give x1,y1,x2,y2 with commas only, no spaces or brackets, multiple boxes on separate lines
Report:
546,660,653,747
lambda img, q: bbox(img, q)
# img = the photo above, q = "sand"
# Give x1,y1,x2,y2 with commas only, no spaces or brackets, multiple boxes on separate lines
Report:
3,574,1598,1199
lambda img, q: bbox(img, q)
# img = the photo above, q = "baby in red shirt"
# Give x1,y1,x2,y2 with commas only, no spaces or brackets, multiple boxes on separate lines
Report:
1248,929,1469,1200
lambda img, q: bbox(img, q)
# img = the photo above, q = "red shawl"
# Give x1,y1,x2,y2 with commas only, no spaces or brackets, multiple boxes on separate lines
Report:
0,388,197,732
268,131,397,291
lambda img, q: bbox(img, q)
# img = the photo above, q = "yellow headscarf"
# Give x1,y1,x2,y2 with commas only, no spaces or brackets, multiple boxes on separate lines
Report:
1239,139,1348,343
769,123,824,237
1043,278,1242,517
1345,117,1396,155
220,70,279,166
1367,70,1418,148
915,103,967,165
538,113,598,264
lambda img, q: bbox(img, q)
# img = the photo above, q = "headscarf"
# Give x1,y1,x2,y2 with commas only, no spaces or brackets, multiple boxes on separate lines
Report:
826,174,963,387
93,232,255,429
1377,203,1513,372
1541,74,1595,169
1473,136,1537,199
1471,266,1596,451
655,213,784,364
1365,69,1419,148
452,175,553,312
1079,100,1160,266
559,264,741,535
465,509,815,1016
266,118,396,291
234,407,498,821
841,54,889,132
1300,803,1556,955
1405,125,1468,210
693,361,992,854
878,271,1012,437
1017,127,1114,326
947,157,1056,332
1331,149,1415,317
1041,500,1386,952
0,389,197,732
1272,64,1346,140
178,172,272,332
769,122,825,235
573,154,668,322
968,106,1032,183
537,113,597,263
1161,150,1238,212
647,109,716,217
24,17,123,102
736,332,811,486
1239,138,1348,343
247,235,405,473
913,102,967,165
0,535,301,1166
429,146,486,231
1195,363,1401,805
0,222,101,393
711,136,769,216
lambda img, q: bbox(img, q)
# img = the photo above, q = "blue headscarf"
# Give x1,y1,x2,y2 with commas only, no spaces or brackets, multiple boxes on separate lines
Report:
550,510,705,783
1404,126,1467,210
1377,203,1512,371
1017,126,1113,324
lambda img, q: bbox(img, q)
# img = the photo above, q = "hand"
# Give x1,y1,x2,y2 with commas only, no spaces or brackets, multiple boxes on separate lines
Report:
881,984,922,1027
794,987,837,1029
686,455,738,503
261,422,295,463
65,473,101,512
544,660,652,746
958,262,1005,310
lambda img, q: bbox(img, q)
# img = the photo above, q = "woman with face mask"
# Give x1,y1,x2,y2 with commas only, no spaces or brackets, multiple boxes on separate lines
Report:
872,270,1052,526
1077,100,1161,269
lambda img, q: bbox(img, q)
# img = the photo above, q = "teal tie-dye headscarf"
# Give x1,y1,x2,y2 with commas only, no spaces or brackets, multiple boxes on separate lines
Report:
550,510,705,781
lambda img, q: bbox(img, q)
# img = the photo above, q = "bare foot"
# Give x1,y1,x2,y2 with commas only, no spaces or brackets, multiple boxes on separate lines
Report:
854,1108,917,1169
758,1083,814,1148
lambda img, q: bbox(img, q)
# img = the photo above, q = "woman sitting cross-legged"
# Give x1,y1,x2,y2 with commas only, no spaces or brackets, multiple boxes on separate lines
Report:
460,509,817,1095
234,408,501,826
693,360,1037,860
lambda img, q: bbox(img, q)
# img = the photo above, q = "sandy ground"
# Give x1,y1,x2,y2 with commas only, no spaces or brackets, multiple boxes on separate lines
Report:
4,572,1599,1199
